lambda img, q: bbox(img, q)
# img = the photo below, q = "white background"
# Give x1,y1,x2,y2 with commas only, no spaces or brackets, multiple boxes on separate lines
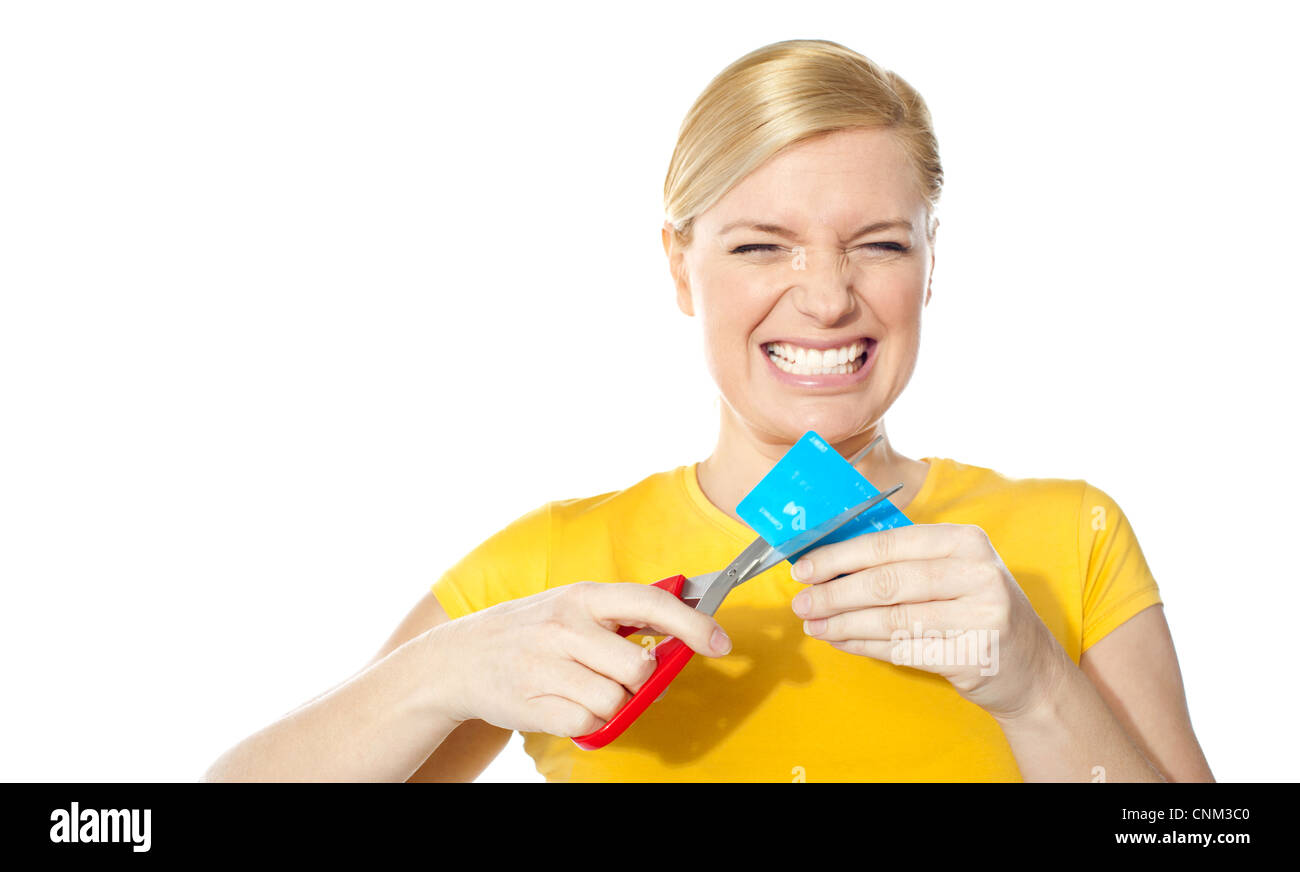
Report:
2,0,1296,783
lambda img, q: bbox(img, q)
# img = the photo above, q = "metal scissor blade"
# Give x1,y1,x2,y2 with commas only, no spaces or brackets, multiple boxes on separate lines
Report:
844,434,884,467
692,482,905,617
688,536,777,617
749,482,904,578
679,571,720,604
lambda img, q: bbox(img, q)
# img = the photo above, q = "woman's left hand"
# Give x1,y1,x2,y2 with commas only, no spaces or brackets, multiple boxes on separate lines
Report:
790,522,1069,720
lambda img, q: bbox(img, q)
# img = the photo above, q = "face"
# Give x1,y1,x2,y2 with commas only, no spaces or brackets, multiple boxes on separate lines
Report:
663,126,936,448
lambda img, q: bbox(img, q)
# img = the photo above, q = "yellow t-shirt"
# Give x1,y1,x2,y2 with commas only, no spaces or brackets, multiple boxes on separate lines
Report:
430,457,1162,782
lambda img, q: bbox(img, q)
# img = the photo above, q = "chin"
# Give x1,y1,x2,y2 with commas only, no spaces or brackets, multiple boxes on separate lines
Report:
763,408,880,446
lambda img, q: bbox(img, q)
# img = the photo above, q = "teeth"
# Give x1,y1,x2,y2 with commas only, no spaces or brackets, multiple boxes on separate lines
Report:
765,340,869,376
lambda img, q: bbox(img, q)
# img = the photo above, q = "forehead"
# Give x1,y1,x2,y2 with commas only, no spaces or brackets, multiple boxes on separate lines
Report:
699,127,924,232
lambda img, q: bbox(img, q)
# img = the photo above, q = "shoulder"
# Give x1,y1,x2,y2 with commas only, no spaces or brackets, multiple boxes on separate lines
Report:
451,465,688,568
921,456,1089,524
923,457,1151,586
545,465,719,577
917,457,1130,571
432,465,699,617
547,466,687,528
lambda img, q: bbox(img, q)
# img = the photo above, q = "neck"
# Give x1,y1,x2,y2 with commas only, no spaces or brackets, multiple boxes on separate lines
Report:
696,401,927,525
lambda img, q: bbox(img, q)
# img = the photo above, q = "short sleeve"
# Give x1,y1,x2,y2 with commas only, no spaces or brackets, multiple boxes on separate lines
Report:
431,502,551,621
1078,482,1163,652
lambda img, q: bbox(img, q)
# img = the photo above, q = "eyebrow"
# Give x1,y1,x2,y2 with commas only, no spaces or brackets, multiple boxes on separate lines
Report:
717,219,913,241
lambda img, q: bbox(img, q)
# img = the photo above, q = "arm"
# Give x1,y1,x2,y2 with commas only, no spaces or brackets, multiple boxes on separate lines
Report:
993,605,1213,782
204,583,730,782
789,523,1214,781
391,596,511,783
202,592,505,782
1078,604,1213,780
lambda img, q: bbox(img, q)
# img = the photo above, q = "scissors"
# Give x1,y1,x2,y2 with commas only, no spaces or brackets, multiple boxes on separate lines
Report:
572,441,902,750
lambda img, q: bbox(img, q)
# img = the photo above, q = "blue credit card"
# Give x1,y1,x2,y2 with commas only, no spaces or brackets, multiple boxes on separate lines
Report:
735,430,912,564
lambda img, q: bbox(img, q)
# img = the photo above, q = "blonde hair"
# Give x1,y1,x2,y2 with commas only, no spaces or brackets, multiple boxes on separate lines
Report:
663,39,943,249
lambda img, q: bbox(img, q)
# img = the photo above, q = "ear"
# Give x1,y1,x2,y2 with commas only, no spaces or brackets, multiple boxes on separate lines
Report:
923,219,938,307
924,254,934,307
663,220,694,317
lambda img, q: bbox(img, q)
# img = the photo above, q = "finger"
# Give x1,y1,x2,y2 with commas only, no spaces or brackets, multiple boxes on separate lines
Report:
561,625,659,691
827,636,986,675
523,695,607,738
792,558,979,619
793,523,987,583
801,599,971,642
541,659,635,725
825,639,906,662
583,582,732,657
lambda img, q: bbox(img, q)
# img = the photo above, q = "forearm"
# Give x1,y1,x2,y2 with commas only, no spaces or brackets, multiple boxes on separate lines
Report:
203,626,463,782
995,648,1164,783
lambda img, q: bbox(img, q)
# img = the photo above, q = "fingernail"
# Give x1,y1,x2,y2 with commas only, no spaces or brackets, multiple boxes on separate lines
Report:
804,618,827,636
710,627,732,655
792,559,813,581
792,591,810,616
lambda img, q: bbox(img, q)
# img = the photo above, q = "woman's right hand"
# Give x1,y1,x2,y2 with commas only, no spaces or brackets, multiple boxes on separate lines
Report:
427,581,732,738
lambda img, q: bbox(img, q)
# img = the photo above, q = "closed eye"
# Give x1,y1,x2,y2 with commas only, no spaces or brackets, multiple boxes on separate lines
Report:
730,243,909,255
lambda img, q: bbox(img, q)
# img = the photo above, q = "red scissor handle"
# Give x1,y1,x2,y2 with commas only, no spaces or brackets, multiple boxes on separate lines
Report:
571,574,697,750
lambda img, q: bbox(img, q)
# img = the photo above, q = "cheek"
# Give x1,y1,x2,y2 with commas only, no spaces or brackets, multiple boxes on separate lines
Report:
699,319,754,387
871,287,925,386
871,272,926,323
698,279,769,350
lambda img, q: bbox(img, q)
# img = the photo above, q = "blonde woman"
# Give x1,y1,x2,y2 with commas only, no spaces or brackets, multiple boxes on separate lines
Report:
204,38,1213,783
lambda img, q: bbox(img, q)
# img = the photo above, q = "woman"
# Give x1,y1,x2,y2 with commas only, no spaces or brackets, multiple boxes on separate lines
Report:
204,38,1213,782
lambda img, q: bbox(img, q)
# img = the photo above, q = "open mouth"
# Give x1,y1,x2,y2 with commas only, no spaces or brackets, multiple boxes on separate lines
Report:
762,338,874,376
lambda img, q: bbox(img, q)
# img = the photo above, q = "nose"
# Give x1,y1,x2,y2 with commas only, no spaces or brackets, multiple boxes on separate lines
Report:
788,245,858,325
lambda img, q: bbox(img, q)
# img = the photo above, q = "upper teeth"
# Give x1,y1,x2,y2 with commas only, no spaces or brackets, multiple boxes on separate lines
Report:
766,340,866,373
